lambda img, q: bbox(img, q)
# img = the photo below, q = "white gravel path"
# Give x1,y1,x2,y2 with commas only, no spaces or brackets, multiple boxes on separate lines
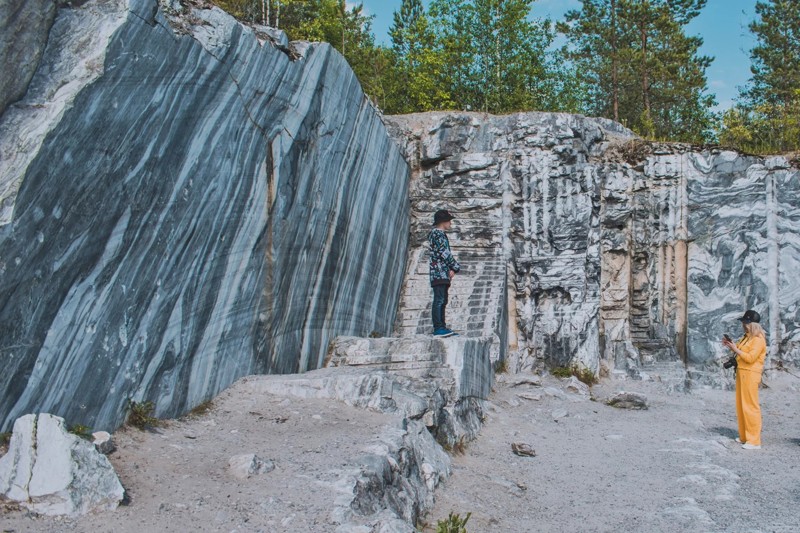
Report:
420,372,800,533
2,371,799,533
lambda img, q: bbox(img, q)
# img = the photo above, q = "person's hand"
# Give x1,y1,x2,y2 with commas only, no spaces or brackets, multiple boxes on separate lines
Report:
449,270,455,280
722,338,734,349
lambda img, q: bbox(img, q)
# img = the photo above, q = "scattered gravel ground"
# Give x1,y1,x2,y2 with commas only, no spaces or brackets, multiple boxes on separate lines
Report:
420,372,800,533
3,372,799,533
0,376,402,533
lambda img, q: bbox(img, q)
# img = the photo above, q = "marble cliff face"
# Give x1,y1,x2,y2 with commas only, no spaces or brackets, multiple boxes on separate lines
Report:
3,1,798,434
0,0,409,431
386,113,800,376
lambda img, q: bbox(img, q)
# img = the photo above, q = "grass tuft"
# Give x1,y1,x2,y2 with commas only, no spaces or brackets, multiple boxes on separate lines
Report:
68,424,94,441
436,512,471,533
126,400,161,430
187,399,214,418
551,365,598,386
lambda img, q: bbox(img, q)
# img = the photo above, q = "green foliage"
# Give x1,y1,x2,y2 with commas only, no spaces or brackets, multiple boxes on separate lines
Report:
388,0,454,113
126,400,160,430
68,424,94,441
551,365,598,385
0,432,11,447
436,512,471,533
743,0,800,108
559,0,716,142
494,358,509,374
718,1,800,154
718,96,800,154
426,0,567,114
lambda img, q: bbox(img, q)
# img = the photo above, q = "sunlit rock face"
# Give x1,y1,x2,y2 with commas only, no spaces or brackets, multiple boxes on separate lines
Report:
0,0,56,116
0,0,408,431
387,113,800,376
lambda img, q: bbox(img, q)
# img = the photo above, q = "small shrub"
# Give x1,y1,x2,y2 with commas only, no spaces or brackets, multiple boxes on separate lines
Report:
551,365,598,386
68,424,94,441
574,367,598,386
368,330,382,338
551,366,573,379
494,359,508,374
437,512,471,533
187,399,214,418
0,432,11,447
126,400,160,430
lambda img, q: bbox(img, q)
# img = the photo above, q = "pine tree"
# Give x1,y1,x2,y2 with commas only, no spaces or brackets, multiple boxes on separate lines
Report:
743,0,800,108
560,0,715,142
429,0,560,114
558,0,629,122
719,1,800,153
387,0,454,113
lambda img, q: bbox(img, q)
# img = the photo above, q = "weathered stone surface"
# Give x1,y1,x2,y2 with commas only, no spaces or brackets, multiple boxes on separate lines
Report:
606,391,649,410
387,113,800,383
228,454,275,479
91,431,116,455
386,112,634,375
511,442,536,457
565,376,590,396
0,413,124,516
241,334,492,530
0,0,408,431
0,0,57,116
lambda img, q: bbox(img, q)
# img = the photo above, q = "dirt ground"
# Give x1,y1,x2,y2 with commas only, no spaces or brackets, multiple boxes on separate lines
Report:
421,372,800,533
0,376,403,533
2,371,799,533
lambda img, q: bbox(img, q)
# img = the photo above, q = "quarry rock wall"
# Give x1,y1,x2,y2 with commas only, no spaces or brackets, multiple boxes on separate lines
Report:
0,0,409,431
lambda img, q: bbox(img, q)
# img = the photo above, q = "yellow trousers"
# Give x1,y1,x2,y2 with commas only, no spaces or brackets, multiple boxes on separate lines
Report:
735,369,762,446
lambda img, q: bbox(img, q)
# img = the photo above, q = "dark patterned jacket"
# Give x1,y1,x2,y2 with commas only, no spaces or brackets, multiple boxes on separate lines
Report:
428,228,460,286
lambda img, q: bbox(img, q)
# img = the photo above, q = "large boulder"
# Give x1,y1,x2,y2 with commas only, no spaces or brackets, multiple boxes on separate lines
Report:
0,413,124,516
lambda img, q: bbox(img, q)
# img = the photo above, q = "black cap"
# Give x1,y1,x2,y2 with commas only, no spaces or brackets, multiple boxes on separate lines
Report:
738,310,761,324
433,209,455,225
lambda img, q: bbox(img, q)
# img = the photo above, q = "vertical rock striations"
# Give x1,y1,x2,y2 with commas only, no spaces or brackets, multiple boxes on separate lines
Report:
0,0,408,431
386,112,634,373
387,113,800,379
0,0,57,117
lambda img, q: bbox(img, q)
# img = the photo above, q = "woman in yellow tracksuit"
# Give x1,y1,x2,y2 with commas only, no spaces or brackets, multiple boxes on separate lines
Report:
722,309,767,450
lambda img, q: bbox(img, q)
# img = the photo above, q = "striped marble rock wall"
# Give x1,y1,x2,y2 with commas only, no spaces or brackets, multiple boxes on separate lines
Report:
385,114,509,364
385,113,634,372
0,0,408,431
387,113,800,378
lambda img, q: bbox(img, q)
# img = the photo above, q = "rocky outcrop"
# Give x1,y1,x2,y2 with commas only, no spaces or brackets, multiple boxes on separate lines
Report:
240,335,492,531
386,113,800,380
0,0,408,432
0,413,125,516
386,112,633,373
0,0,57,116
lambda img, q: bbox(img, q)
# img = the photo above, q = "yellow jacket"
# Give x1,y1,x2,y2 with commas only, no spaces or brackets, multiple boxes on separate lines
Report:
736,334,767,373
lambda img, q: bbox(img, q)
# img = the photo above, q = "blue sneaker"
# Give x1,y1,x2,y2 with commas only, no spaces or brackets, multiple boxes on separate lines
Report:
444,328,459,336
433,328,455,337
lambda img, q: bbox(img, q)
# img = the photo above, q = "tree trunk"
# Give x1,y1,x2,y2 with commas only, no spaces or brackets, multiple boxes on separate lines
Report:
611,0,619,122
640,23,651,125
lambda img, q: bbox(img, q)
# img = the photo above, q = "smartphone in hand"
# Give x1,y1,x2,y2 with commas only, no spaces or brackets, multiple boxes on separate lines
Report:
723,334,732,342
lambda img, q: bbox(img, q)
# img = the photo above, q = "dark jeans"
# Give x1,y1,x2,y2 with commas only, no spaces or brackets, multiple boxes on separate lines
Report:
432,284,449,330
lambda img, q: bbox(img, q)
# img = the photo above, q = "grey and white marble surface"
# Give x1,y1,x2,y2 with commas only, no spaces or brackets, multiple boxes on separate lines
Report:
0,0,408,431
387,113,800,378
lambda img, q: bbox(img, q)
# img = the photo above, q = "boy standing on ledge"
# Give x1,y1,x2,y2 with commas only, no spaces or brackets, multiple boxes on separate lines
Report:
429,209,461,337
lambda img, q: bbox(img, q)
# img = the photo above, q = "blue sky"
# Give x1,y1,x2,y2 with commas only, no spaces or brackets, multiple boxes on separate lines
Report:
359,0,759,111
